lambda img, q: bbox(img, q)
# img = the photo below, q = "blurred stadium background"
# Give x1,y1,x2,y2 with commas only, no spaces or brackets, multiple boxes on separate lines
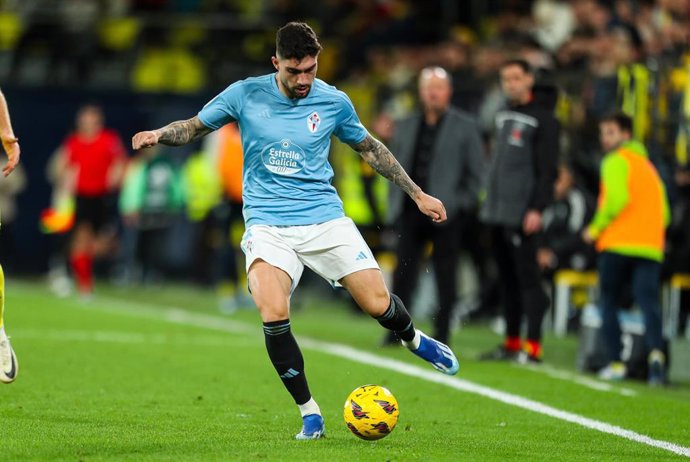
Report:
0,0,687,279
1,1,690,459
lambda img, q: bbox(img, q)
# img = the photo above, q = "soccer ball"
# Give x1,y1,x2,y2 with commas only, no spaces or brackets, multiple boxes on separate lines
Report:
343,384,399,440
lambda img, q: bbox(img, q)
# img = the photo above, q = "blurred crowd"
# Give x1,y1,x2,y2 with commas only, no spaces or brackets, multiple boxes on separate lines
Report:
0,0,688,330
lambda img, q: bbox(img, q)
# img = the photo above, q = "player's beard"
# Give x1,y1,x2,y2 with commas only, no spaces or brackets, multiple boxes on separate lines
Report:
278,73,312,99
290,84,311,99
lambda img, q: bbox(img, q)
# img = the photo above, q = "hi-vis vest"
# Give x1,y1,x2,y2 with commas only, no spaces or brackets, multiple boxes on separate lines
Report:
618,64,651,140
596,145,666,260
182,152,222,222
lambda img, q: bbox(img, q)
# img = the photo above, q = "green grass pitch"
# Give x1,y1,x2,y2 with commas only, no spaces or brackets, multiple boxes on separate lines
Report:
2,280,689,461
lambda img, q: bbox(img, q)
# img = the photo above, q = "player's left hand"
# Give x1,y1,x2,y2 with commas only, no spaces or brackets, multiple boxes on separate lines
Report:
1,136,20,177
415,192,447,223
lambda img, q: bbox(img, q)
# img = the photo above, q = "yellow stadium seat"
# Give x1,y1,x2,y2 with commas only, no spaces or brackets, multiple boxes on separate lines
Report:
553,270,598,337
99,17,141,51
664,274,690,338
0,12,22,51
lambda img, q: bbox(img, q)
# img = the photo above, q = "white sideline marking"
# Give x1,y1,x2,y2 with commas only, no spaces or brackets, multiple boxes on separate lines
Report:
73,295,689,458
301,339,690,458
513,363,638,397
14,328,235,347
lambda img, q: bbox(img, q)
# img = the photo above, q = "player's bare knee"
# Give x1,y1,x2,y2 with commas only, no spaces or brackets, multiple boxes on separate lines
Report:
363,289,390,317
254,297,290,322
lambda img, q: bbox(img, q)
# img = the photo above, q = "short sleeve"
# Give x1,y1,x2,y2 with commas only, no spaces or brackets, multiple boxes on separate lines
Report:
198,81,244,130
333,93,368,145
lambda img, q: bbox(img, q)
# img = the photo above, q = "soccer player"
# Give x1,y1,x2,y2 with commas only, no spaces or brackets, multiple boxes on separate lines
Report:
132,22,459,440
0,87,20,384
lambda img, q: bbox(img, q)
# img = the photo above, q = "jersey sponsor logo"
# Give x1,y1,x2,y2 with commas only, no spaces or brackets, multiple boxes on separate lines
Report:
307,111,321,133
262,139,306,175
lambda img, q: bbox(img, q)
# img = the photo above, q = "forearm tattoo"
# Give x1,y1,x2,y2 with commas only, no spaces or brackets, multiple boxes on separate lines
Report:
156,116,212,146
351,134,421,199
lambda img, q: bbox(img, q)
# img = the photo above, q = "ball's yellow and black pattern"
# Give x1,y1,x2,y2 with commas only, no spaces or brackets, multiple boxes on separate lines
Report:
343,385,399,440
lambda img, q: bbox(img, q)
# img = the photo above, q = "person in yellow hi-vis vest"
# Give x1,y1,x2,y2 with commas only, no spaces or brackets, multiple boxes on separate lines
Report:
583,112,671,386
0,87,20,384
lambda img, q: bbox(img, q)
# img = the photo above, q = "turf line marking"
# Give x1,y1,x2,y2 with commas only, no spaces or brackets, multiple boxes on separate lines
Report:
14,328,235,347
301,339,690,458
80,297,255,335
78,296,689,458
512,363,638,397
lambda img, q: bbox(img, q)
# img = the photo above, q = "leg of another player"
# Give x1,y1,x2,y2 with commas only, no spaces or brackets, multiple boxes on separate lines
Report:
0,264,18,383
340,269,459,375
247,260,324,439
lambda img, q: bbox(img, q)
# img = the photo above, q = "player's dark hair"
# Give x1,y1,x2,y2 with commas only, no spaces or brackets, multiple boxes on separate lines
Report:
276,22,322,60
500,58,533,75
600,111,633,135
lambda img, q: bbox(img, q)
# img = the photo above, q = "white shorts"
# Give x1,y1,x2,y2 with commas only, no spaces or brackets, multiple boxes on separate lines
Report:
240,217,380,292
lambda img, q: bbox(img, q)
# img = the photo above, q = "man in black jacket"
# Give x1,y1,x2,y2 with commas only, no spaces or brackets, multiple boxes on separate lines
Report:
385,66,484,346
480,59,559,363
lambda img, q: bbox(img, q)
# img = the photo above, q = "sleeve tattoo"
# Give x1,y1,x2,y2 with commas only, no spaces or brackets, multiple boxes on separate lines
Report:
351,134,421,199
156,116,212,146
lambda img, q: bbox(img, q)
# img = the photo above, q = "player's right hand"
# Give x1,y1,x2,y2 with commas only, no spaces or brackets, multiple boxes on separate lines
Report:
132,131,159,150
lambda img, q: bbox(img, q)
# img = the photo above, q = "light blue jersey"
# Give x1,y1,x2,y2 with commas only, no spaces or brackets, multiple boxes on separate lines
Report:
198,73,368,226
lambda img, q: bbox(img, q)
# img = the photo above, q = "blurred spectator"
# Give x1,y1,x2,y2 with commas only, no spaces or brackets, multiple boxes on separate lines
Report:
211,123,250,313
44,148,75,297
537,164,596,277
384,66,484,346
583,112,670,385
479,59,559,364
119,147,183,284
668,167,690,271
531,0,576,53
181,149,222,286
54,105,127,296
10,0,102,85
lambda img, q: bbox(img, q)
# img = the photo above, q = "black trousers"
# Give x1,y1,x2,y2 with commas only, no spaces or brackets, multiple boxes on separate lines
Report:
392,208,461,344
491,226,549,342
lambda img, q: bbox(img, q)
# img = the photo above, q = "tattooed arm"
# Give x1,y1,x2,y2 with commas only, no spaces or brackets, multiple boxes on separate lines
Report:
132,116,212,150
350,134,447,223
351,133,421,199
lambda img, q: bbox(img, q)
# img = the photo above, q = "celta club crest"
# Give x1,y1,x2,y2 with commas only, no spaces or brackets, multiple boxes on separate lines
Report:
307,111,321,133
